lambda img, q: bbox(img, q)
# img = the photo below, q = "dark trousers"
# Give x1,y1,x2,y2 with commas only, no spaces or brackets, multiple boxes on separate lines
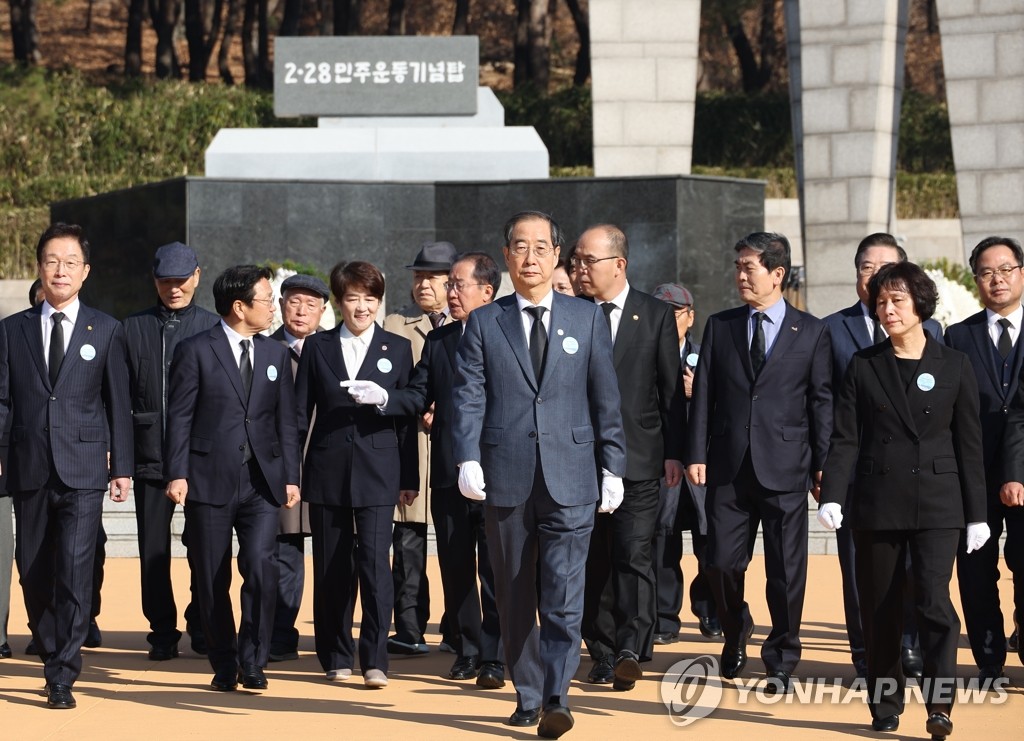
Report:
272,534,305,652
391,521,429,644
706,453,807,673
653,480,719,635
14,484,104,686
583,477,660,661
837,485,920,672
134,478,200,648
485,462,594,712
431,485,501,663
310,503,393,674
184,461,280,673
855,528,960,719
957,490,1024,669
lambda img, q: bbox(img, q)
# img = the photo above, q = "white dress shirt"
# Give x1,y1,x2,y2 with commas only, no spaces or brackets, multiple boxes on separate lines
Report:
221,320,255,368
340,322,375,377
599,283,631,343
40,298,80,371
860,301,886,341
282,327,304,356
515,290,554,348
986,304,1023,349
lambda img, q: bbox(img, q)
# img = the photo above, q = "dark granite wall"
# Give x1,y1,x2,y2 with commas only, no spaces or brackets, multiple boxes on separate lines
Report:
52,175,764,337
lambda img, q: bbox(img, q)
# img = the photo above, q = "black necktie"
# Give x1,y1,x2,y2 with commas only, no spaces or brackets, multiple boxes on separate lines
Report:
750,311,766,375
872,319,886,345
48,312,65,387
998,317,1013,360
428,311,444,329
239,339,253,399
601,302,615,337
525,306,547,380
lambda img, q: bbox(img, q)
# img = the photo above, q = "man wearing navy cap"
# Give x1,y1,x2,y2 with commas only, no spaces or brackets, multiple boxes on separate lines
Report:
267,273,329,662
383,240,457,656
124,242,219,660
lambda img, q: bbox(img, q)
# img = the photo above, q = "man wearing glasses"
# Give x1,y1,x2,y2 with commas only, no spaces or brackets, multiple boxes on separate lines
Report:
452,211,625,737
822,232,941,680
345,252,505,688
948,236,1024,684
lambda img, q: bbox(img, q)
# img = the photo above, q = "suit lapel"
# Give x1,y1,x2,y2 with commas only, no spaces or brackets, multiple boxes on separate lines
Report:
843,304,873,351
907,337,945,428
249,335,280,408
57,306,95,387
497,300,538,390
19,308,49,387
611,291,639,369
441,324,460,374
868,343,918,436
730,309,755,382
210,326,248,405
540,296,574,391
316,327,348,382
356,329,389,381
968,316,1002,394
760,302,801,371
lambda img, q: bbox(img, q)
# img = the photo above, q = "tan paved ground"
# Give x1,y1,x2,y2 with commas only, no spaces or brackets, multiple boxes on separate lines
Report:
2,554,1021,739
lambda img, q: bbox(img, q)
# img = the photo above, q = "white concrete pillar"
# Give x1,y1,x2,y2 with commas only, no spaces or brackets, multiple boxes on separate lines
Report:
590,0,701,176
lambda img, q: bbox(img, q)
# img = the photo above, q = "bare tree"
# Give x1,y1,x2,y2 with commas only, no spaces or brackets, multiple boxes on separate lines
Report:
185,0,226,81
333,0,361,34
9,0,42,64
452,0,469,35
514,0,552,90
241,0,272,87
563,0,589,86
707,0,777,93
219,0,244,84
279,0,303,35
387,0,406,34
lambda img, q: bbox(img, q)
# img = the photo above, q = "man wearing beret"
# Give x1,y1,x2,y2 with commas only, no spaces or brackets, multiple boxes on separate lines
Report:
124,242,219,660
382,241,457,656
267,273,329,662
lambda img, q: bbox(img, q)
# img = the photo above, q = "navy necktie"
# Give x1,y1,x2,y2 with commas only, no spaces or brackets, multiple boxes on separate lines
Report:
998,317,1013,360
48,312,65,387
239,339,253,399
750,311,766,375
525,306,547,380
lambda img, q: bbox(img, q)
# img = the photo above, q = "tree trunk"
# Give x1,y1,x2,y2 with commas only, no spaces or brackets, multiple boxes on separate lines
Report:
387,0,405,35
452,0,468,35
154,0,183,78
563,0,589,86
279,0,301,35
513,0,529,87
527,0,551,90
219,0,243,84
125,0,146,75
9,0,42,64
333,0,360,35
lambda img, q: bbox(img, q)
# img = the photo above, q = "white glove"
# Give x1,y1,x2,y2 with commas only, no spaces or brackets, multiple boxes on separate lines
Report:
965,521,991,553
817,502,843,530
458,461,487,501
340,380,388,407
599,474,624,513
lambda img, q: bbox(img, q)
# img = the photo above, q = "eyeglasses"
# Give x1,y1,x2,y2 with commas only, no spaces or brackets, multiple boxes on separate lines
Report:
444,281,485,293
41,259,84,272
249,297,275,307
507,244,554,257
857,262,896,277
570,256,619,271
975,264,1022,282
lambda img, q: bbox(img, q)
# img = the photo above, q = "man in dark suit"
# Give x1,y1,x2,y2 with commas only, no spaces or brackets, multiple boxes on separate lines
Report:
266,273,328,662
573,225,685,692
686,232,832,696
0,223,133,709
453,211,626,738
345,252,505,686
124,242,220,661
164,265,301,692
822,232,940,679
949,236,1024,682
650,283,722,646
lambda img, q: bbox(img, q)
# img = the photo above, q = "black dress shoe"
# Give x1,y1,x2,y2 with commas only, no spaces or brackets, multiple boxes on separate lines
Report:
188,624,208,656
762,670,793,696
476,661,506,689
538,704,574,739
0,642,11,659
978,665,1004,684
47,683,76,709
587,655,615,684
653,632,679,645
148,645,179,661
508,706,541,727
25,639,39,655
238,664,268,690
698,616,724,639
268,647,299,662
84,621,102,649
210,668,238,691
926,711,953,738
854,658,869,679
1009,629,1019,652
901,647,923,680
871,714,899,732
613,650,642,691
448,656,480,680
720,646,748,680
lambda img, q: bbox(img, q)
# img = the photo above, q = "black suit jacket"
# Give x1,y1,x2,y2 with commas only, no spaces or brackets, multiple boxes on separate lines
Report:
820,335,986,529
383,320,461,490
163,324,301,505
0,303,133,491
945,308,1024,478
295,324,418,506
609,288,686,481
686,301,833,491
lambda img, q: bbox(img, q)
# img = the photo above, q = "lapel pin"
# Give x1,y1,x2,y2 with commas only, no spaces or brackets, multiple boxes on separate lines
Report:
87,325,93,331
632,314,639,321
381,344,388,351
557,328,564,336
791,326,798,332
